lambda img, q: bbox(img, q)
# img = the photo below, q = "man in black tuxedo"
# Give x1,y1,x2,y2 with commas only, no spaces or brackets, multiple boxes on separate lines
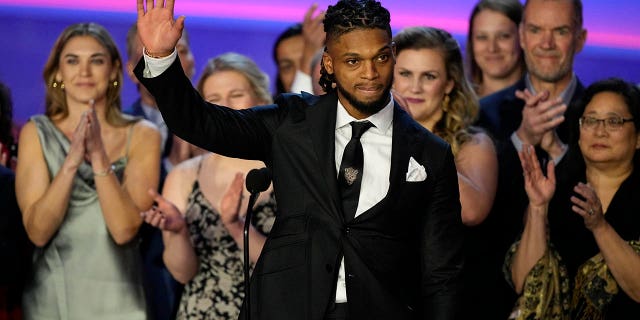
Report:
135,0,464,319
470,0,588,318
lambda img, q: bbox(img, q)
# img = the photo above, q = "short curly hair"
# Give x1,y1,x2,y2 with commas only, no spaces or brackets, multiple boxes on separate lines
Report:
319,0,392,92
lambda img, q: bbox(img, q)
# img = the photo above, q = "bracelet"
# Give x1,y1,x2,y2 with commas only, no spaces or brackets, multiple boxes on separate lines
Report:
143,47,173,59
93,164,114,177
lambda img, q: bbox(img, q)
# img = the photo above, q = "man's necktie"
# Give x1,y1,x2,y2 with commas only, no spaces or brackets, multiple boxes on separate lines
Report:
338,121,374,221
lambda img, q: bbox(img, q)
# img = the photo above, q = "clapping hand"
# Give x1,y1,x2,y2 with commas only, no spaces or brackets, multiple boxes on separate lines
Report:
65,110,90,170
141,188,186,233
219,172,245,226
136,0,184,58
84,100,106,162
515,89,567,146
519,144,556,208
570,182,606,231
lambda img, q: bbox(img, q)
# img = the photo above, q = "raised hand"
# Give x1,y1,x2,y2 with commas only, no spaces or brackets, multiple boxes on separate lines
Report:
570,182,606,231
300,4,326,75
519,144,556,208
515,89,567,146
136,0,185,58
219,172,245,226
141,188,186,233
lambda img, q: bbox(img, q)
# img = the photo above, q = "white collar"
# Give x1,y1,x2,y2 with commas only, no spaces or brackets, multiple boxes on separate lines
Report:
335,94,394,133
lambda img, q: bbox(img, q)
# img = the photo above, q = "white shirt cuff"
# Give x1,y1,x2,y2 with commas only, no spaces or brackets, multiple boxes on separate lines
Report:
290,70,313,94
552,145,569,165
142,48,177,78
510,131,524,153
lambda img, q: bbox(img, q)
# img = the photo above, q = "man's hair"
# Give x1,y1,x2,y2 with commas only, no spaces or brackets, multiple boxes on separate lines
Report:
320,0,392,92
523,0,583,29
323,0,391,41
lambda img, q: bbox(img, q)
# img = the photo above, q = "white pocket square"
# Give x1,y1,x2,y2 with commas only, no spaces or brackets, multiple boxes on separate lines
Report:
406,157,427,182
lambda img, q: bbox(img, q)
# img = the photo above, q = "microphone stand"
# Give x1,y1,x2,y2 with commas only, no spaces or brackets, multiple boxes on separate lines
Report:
243,191,261,320
242,167,271,320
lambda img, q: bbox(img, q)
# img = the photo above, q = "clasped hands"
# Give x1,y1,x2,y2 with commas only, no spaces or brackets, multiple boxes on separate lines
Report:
66,100,108,171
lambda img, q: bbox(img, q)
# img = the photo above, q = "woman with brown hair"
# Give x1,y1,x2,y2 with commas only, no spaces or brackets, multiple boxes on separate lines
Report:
466,0,525,98
16,22,160,319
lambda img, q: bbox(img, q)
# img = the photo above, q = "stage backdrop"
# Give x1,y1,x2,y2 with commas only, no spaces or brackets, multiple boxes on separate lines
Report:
1,0,639,124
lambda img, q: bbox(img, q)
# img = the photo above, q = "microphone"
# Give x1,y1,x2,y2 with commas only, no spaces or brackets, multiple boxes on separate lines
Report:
243,167,271,320
245,167,272,194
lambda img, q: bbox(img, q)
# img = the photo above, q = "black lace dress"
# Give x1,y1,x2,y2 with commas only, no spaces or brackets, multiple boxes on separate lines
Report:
175,180,276,320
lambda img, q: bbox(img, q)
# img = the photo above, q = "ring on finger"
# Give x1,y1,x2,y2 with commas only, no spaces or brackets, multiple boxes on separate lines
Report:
588,208,594,215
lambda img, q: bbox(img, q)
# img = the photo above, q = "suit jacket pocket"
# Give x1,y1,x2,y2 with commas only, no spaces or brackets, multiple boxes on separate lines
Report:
258,237,307,275
258,213,309,275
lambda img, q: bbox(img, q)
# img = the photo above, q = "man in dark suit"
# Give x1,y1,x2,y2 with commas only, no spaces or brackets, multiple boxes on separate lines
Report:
135,0,464,319
470,0,588,318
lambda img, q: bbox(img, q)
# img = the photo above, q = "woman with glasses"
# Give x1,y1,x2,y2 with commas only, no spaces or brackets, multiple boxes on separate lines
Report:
505,78,640,319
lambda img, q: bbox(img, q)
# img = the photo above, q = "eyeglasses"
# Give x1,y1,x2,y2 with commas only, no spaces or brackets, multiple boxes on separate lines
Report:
579,116,634,131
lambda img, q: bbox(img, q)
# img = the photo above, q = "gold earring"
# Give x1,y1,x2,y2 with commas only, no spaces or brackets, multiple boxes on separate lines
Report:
112,80,119,87
442,93,450,112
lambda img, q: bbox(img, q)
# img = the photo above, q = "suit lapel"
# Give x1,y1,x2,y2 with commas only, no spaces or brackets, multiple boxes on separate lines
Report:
354,103,417,222
306,92,343,221
388,103,416,195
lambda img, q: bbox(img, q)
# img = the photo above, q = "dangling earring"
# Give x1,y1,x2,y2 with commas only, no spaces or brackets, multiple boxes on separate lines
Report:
112,80,119,88
52,80,64,89
442,93,450,112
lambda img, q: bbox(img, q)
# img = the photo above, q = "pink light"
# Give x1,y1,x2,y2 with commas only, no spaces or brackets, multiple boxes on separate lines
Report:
2,0,639,50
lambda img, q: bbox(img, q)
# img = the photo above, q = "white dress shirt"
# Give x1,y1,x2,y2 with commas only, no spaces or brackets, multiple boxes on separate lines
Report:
333,97,393,302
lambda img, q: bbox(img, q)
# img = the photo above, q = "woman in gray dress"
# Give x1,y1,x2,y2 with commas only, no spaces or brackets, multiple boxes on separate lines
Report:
15,23,161,319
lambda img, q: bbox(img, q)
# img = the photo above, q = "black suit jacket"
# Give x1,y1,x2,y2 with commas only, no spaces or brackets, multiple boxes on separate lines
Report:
136,58,464,320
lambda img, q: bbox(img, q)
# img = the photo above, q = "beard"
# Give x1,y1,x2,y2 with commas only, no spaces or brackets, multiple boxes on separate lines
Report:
335,80,393,116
